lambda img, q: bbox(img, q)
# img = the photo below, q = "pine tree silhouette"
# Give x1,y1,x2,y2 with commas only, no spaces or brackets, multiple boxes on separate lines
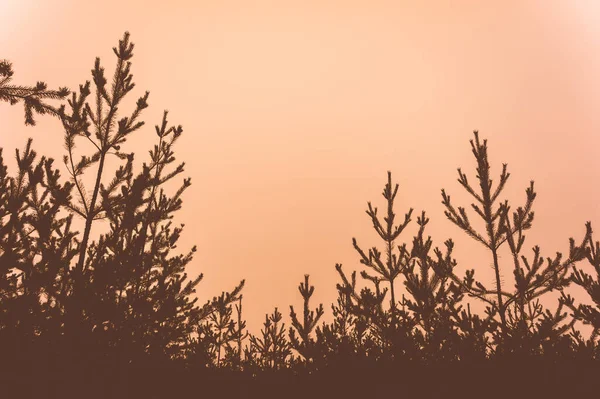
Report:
3,32,600,399
0,139,77,391
289,274,324,366
440,130,590,357
352,171,413,313
248,308,291,370
561,222,600,350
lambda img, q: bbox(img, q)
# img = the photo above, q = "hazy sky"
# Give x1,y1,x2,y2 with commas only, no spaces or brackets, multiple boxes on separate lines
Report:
2,0,600,331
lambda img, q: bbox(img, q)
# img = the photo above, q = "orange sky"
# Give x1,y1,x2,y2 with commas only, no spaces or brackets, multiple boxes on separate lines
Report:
1,0,600,331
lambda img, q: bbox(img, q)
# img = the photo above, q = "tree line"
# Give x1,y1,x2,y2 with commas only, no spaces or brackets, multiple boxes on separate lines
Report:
1,32,599,399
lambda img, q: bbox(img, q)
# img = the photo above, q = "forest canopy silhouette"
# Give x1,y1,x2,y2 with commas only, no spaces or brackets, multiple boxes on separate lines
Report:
1,32,600,398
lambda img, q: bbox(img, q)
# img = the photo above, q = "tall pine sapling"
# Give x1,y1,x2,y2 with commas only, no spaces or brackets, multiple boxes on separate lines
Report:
234,296,248,369
441,130,589,355
561,222,600,343
353,171,413,313
57,32,150,338
334,173,424,362
289,274,324,365
248,308,291,370
78,110,203,363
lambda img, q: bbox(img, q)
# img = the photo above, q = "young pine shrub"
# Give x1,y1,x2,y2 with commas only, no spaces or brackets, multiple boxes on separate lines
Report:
247,308,291,371
233,296,249,369
0,140,77,376
334,262,411,363
43,32,248,372
402,211,467,363
0,33,257,397
440,130,589,358
338,173,478,364
56,31,151,345
314,291,356,365
560,222,600,357
84,111,208,364
352,171,413,313
335,173,423,363
289,274,324,368
194,282,245,368
405,212,492,363
59,59,206,367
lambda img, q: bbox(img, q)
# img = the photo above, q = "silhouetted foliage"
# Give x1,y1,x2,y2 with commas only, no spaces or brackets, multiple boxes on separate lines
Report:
561,223,600,354
0,138,77,374
247,307,292,371
0,60,69,125
289,274,324,367
2,33,600,398
440,131,590,358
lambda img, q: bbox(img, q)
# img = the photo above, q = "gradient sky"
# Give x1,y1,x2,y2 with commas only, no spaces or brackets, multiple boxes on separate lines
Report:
1,0,600,331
